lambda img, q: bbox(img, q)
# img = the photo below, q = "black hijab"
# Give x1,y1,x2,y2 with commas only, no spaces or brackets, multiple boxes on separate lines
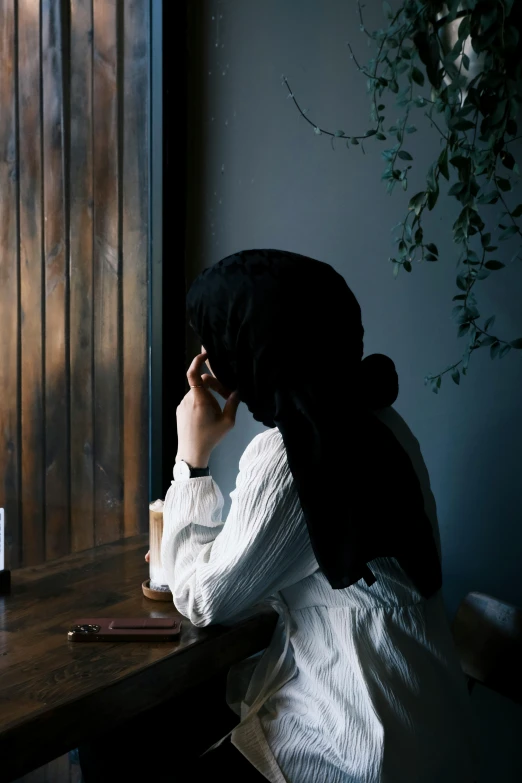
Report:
186,249,442,598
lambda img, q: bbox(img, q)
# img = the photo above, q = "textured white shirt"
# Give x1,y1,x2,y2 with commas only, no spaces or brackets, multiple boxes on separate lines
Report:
162,409,477,782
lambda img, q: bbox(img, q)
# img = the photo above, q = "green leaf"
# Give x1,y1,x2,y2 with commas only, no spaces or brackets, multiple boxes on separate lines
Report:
490,99,507,126
376,132,387,140
510,338,522,349
453,294,466,301
365,129,377,137
425,254,438,262
481,335,496,346
499,225,518,240
350,137,360,145
490,341,501,358
403,260,412,273
398,151,413,160
499,344,512,359
335,130,345,137
382,1,393,19
314,127,322,135
481,233,491,248
484,315,495,331
511,204,522,218
406,125,417,134
451,368,460,385
458,323,470,337
426,243,438,255
477,191,499,204
448,182,465,197
452,119,475,131
408,192,425,215
485,260,505,270
501,151,516,170
452,305,464,319
411,67,425,86
438,148,449,180
456,274,468,291
430,379,440,394
497,177,512,192
427,188,439,211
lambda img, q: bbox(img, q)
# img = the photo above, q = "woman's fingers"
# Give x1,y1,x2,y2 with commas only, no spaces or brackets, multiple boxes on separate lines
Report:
200,373,233,399
186,351,208,389
145,550,150,563
223,390,241,425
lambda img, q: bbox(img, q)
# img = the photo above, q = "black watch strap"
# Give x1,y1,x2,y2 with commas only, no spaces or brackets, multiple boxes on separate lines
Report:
188,464,210,478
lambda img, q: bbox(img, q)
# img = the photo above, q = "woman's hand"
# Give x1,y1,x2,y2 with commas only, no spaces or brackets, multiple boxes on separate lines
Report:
145,550,150,563
176,351,240,467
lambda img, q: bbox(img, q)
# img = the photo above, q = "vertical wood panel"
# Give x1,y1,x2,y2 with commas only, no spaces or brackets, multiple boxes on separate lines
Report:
93,0,122,545
1,0,151,572
0,0,20,568
42,0,70,560
123,0,150,536
69,0,94,552
19,0,45,566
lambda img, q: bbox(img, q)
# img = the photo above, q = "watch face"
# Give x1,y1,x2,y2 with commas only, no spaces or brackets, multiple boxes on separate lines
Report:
174,461,191,481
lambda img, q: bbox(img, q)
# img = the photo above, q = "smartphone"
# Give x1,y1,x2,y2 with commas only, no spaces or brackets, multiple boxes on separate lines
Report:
67,617,182,642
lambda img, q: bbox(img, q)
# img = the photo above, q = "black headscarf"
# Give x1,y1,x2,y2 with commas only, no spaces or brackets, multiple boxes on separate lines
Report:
186,249,442,598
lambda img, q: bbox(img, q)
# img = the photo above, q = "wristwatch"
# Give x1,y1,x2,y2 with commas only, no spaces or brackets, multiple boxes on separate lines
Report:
173,460,210,481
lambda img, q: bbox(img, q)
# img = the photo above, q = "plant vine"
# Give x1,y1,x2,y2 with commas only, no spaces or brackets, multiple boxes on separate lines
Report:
284,0,522,391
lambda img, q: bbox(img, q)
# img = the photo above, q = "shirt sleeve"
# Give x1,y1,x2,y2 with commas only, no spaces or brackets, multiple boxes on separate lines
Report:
160,429,318,627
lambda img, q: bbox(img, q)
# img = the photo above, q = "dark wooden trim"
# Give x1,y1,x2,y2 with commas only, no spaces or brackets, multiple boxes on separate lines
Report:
149,0,163,502
161,0,189,495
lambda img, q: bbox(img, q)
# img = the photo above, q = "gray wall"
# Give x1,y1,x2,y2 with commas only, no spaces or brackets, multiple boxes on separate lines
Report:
185,0,522,618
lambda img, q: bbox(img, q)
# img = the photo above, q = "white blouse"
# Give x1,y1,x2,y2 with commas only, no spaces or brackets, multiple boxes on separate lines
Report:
161,409,477,782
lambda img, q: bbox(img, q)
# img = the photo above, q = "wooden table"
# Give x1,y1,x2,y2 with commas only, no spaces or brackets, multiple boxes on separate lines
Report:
0,536,277,782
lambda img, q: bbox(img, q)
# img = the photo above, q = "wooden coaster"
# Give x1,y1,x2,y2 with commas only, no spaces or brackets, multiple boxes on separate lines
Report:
142,579,173,602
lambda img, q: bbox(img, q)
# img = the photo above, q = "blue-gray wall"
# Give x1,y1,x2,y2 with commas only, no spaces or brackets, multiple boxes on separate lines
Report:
184,4,522,774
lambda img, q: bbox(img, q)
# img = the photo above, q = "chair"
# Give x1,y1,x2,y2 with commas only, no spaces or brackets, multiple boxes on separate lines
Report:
452,591,522,705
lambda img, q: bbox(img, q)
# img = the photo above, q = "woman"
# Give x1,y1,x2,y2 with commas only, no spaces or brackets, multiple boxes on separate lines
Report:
159,250,477,782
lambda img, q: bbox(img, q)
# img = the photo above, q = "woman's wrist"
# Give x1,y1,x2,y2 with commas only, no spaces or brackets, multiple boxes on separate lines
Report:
175,451,210,469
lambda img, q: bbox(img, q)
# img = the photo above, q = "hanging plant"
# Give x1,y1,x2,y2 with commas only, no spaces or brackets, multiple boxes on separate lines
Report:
284,0,522,391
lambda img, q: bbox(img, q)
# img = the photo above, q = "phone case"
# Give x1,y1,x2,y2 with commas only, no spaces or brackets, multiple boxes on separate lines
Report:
67,617,182,642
